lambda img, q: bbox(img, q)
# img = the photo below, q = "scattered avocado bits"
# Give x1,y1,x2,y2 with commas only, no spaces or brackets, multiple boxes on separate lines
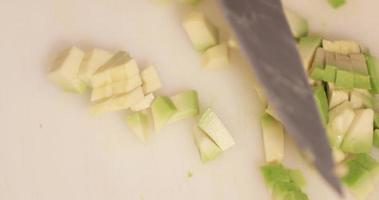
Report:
260,113,284,162
151,96,177,130
198,108,235,151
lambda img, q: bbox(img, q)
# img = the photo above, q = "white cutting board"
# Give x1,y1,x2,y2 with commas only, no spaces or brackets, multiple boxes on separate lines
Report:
0,0,378,199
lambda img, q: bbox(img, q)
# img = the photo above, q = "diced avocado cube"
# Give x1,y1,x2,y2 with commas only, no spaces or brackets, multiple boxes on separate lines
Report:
198,108,235,151
92,51,139,88
283,8,308,38
323,40,360,54
261,163,292,187
288,170,306,188
124,111,150,142
193,126,222,163
169,90,199,122
91,84,113,101
151,96,177,130
297,36,322,70
260,113,284,162
335,70,354,90
328,89,349,109
182,11,218,52
323,51,338,82
328,0,346,8
349,89,373,109
341,109,374,153
202,43,229,68
327,102,355,147
48,46,87,93
351,54,371,89
366,55,379,93
78,48,113,86
313,85,329,125
141,66,162,94
90,87,145,115
374,130,379,148
352,154,379,172
342,160,374,200
130,93,155,112
309,48,325,81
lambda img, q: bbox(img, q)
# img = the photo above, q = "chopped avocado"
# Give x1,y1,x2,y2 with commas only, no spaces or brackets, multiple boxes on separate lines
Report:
341,109,374,153
260,113,284,162
91,51,139,88
202,43,229,68
182,11,218,52
141,66,162,94
48,46,87,93
327,101,355,147
328,0,346,8
283,8,308,38
130,93,155,112
351,54,371,89
313,85,329,125
297,36,322,70
375,113,379,128
323,51,338,82
151,96,177,130
342,159,375,200
309,48,325,81
272,181,303,200
198,108,235,151
349,89,373,109
193,126,222,163
374,130,379,148
288,170,306,188
265,105,279,121
169,90,199,122
261,163,292,187
328,89,349,109
125,111,149,142
90,87,145,115
78,48,113,86
335,54,354,90
323,40,360,54
91,75,142,101
366,55,379,93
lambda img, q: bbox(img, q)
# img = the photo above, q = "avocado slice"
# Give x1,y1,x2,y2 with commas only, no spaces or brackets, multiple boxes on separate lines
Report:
169,90,199,122
151,96,177,130
260,113,284,162
141,66,162,94
193,126,222,163
125,111,150,142
341,109,374,153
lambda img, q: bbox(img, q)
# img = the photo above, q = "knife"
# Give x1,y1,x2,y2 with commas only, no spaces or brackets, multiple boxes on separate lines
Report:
219,0,342,194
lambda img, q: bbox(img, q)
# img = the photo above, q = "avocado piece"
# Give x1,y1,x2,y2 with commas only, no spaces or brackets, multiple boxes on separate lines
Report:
323,40,360,54
335,54,354,90
198,108,235,151
124,111,150,142
349,89,373,109
261,163,292,188
374,130,379,148
90,87,145,115
78,48,113,86
130,93,155,112
272,181,302,200
328,0,346,8
288,170,306,188
328,89,349,109
297,36,322,70
48,46,87,93
283,8,308,38
327,102,355,147
141,66,162,94
366,55,379,93
91,51,139,88
169,90,199,122
309,48,325,81
182,11,218,52
313,85,329,125
323,51,338,82
193,126,222,163
202,43,229,68
374,113,379,128
341,109,374,153
351,54,371,90
151,96,177,130
260,113,284,162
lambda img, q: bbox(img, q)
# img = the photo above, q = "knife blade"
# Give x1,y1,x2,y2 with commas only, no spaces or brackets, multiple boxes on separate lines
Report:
219,0,342,194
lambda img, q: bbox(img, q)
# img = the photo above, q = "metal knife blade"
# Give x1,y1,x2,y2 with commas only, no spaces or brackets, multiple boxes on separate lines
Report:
219,0,342,194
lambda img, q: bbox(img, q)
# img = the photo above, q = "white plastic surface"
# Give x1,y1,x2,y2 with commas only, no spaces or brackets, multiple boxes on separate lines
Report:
0,0,378,199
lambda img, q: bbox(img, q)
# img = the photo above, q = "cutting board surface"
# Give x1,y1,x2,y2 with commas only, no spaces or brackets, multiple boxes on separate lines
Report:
0,0,378,199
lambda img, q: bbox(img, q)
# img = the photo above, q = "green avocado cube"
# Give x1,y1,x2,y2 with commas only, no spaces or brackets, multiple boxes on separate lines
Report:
169,90,199,122
351,54,371,89
323,51,338,82
260,113,284,162
342,160,374,200
151,96,177,130
261,163,291,187
309,48,325,80
193,126,222,163
366,55,379,93
124,111,150,142
313,86,329,125
297,36,322,70
327,102,355,147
